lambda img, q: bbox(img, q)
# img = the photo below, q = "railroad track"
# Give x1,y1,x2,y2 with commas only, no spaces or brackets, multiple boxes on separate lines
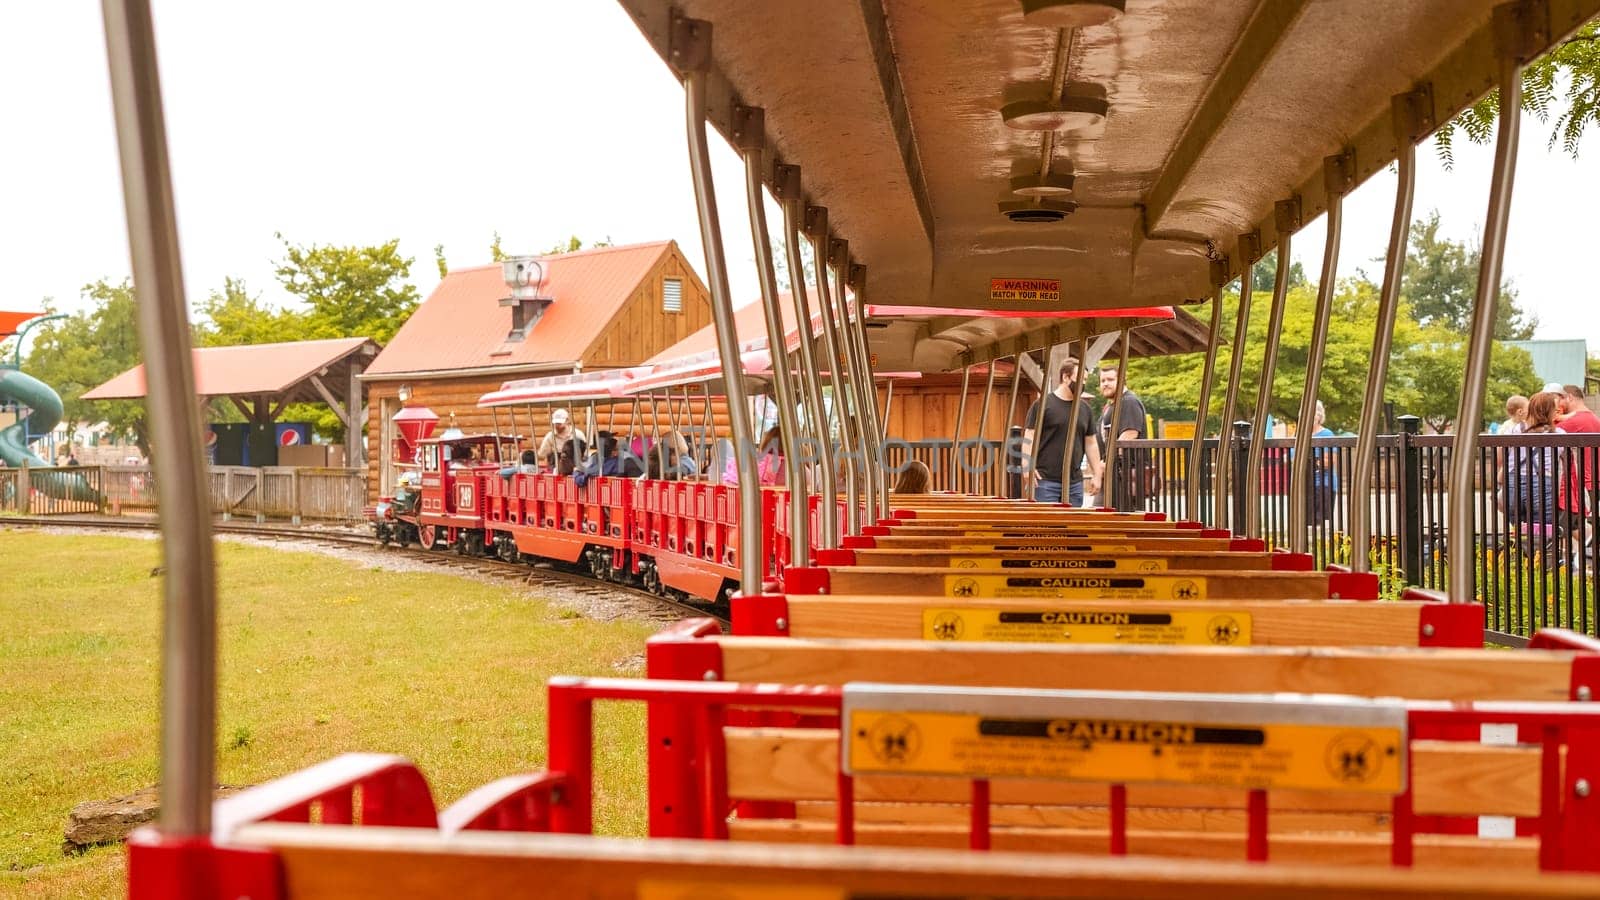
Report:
0,515,727,626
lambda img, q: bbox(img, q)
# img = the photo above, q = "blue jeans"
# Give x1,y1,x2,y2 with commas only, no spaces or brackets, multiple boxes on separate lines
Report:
1034,479,1084,506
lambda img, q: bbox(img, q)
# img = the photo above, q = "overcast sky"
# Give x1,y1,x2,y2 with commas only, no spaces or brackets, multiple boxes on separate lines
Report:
2,2,1594,351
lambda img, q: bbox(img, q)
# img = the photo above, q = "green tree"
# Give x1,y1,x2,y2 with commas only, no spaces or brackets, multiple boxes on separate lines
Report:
434,244,449,279
273,234,420,344
1436,22,1600,164
1401,331,1537,433
1401,211,1535,339
1249,249,1307,297
541,235,614,256
24,280,150,451
195,277,304,348
489,231,508,263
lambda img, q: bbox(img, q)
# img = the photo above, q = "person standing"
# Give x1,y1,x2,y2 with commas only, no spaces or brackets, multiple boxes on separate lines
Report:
1558,385,1598,536
536,408,587,469
1022,358,1101,506
1500,395,1529,435
1097,364,1147,511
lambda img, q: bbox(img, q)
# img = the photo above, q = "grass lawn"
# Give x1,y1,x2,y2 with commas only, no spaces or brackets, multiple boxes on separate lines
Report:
0,533,659,898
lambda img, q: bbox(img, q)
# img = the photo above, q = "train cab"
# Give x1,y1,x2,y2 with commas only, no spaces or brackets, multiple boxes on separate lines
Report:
413,433,519,551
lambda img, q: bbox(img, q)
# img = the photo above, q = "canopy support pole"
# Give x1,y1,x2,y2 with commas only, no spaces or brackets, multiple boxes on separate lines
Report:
1102,329,1132,510
1187,272,1227,525
776,166,839,547
101,0,217,839
733,105,810,566
677,19,762,594
845,266,887,518
1003,348,1025,499
1066,339,1088,507
954,363,971,494
1214,233,1257,531
1451,16,1526,603
832,245,878,523
1289,152,1354,552
976,358,998,498
1246,200,1301,540
807,208,860,535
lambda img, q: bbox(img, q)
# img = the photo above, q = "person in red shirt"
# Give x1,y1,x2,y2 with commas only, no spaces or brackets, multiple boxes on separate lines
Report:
1558,385,1598,537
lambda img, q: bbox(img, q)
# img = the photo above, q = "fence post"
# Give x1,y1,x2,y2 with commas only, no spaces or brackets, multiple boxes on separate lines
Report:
95,466,106,515
222,468,232,522
1397,415,1423,587
1230,421,1251,536
291,468,302,526
254,468,265,524
18,460,29,515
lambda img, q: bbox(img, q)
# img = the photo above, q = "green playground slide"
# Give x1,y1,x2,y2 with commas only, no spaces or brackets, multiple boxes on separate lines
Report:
0,367,99,502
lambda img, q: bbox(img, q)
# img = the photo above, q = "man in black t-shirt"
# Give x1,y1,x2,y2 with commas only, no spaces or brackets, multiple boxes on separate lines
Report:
1022,358,1102,506
1097,366,1148,511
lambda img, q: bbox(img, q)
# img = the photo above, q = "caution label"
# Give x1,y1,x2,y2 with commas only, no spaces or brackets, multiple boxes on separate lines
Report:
639,882,843,900
922,608,1249,645
845,709,1403,794
949,543,1137,553
962,531,1095,539
989,277,1061,302
944,574,1207,600
949,557,1168,572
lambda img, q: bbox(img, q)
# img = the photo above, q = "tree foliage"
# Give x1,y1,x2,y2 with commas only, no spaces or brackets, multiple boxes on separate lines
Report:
272,234,419,345
1436,22,1600,164
1401,211,1535,339
23,280,150,451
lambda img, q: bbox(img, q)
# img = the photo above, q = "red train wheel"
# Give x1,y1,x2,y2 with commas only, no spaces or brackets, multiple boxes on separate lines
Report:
418,523,439,549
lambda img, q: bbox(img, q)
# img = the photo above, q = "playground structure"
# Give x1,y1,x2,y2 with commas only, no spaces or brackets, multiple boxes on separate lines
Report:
0,311,99,503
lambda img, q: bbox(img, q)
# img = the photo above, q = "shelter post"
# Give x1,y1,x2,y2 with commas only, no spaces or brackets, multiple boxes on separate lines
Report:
1352,88,1426,571
1449,9,1528,603
1289,151,1354,552
675,17,763,594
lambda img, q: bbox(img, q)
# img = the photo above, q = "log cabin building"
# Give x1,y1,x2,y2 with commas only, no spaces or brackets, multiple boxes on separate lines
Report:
363,240,710,498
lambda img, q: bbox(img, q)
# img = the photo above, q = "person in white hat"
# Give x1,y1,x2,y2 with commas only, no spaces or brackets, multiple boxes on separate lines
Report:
536,408,587,469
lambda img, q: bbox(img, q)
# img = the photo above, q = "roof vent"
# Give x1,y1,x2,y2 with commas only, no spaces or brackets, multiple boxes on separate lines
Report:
499,257,553,342
999,199,1078,223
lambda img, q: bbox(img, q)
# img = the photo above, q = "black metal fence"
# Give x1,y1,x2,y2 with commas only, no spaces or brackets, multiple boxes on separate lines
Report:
1109,420,1600,642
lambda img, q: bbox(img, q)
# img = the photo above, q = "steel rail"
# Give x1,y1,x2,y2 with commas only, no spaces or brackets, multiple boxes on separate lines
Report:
1450,49,1523,603
1246,231,1294,539
1187,288,1225,523
683,59,763,594
1352,107,1418,572
101,0,218,838
736,113,810,565
1289,153,1351,551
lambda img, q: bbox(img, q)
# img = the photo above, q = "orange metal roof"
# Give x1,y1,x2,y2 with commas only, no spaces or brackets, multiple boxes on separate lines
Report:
82,337,373,400
365,241,674,378
646,293,804,363
0,311,45,336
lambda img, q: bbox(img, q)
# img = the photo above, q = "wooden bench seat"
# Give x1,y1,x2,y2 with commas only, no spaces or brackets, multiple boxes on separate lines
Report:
207,824,1600,898
782,566,1379,601
854,534,1261,552
732,594,1482,647
828,548,1314,573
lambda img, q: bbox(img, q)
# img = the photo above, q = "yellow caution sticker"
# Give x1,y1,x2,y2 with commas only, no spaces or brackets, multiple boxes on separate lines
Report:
948,543,1138,553
944,574,1207,600
949,557,1169,572
845,709,1403,794
639,881,844,900
989,277,1061,302
922,608,1249,646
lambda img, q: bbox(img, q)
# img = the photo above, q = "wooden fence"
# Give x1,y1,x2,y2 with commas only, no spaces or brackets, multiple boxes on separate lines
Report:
11,464,368,523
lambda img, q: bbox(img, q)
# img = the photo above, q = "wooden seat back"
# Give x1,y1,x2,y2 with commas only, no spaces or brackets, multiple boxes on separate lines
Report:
782,566,1379,601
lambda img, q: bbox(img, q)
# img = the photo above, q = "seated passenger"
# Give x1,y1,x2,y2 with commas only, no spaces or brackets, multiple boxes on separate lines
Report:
722,426,786,486
499,448,539,479
575,432,642,487
894,459,932,494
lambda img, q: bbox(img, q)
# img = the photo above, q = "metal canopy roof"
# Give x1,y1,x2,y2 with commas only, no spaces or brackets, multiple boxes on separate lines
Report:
617,0,1598,369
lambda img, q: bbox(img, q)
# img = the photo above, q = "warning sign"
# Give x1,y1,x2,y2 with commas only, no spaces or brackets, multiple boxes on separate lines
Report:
949,543,1137,553
962,531,1095,539
949,557,1168,572
944,574,1207,600
922,608,1249,645
844,709,1403,794
989,277,1061,303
